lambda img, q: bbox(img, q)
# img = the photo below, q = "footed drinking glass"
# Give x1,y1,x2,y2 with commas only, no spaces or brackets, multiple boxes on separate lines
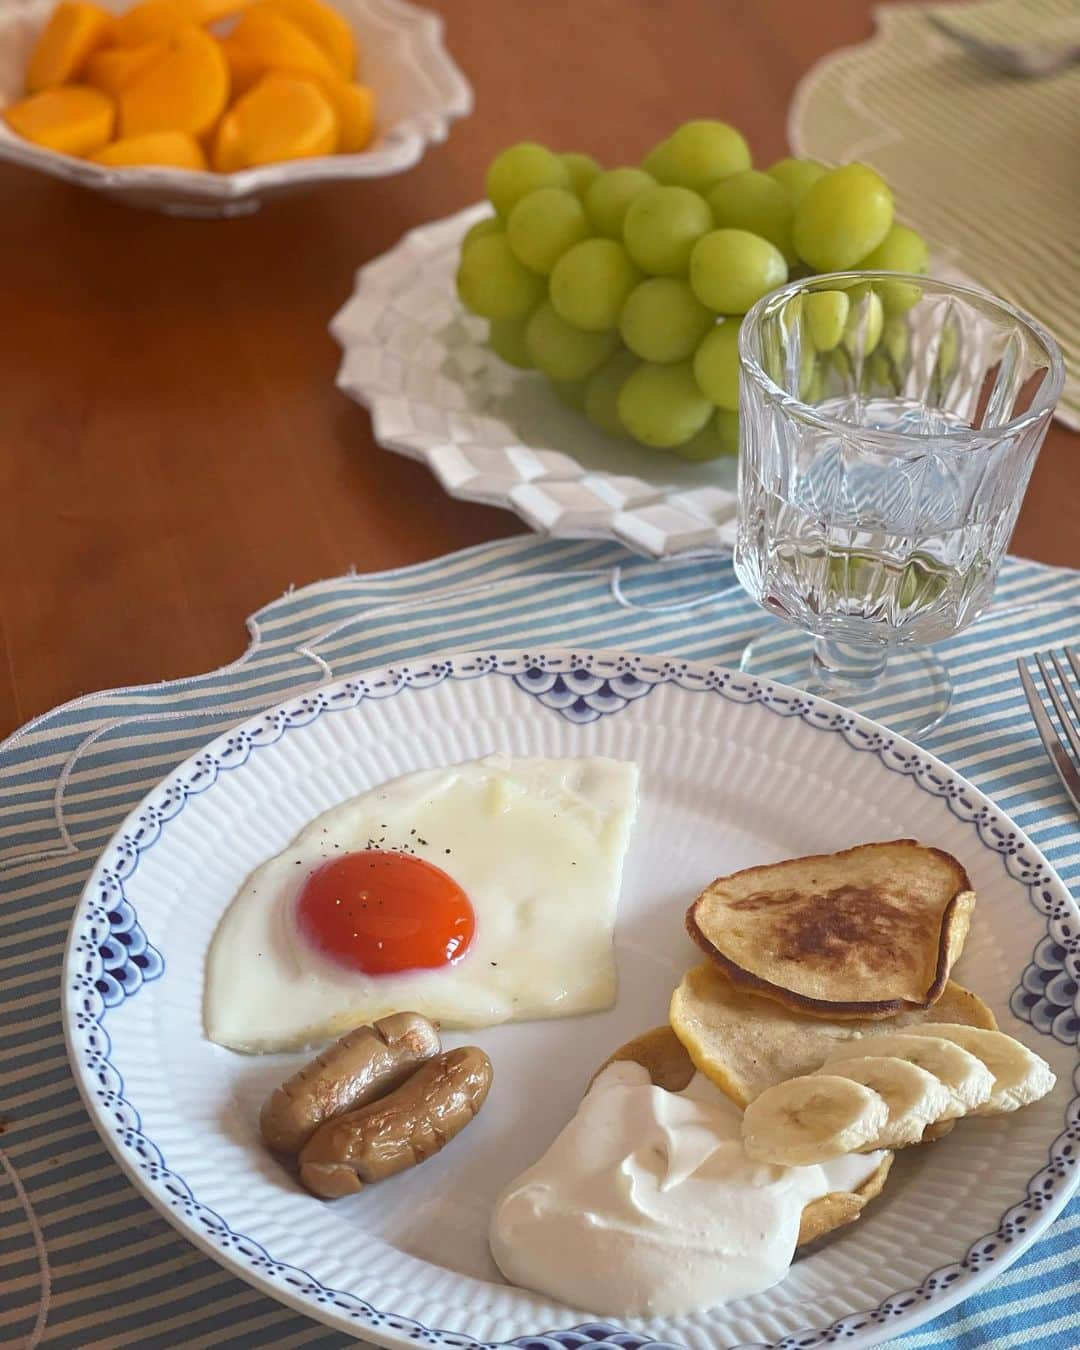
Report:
734,273,1064,739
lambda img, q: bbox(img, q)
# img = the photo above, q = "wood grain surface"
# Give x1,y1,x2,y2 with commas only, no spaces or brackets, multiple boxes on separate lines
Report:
0,0,1075,738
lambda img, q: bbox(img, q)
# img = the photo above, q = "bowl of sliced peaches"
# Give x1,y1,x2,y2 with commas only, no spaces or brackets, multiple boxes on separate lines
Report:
0,0,472,214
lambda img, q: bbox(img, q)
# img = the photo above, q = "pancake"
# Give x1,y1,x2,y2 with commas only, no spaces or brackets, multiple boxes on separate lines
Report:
686,840,976,1018
598,1026,893,1248
669,961,997,1107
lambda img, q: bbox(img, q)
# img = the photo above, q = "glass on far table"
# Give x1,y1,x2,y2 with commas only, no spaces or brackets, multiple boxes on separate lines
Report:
734,272,1064,740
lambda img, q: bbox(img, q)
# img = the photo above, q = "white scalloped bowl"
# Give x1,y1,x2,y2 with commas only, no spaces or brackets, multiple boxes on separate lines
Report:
0,0,472,216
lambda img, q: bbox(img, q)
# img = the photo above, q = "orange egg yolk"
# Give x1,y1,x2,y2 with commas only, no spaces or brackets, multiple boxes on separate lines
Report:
296,850,475,975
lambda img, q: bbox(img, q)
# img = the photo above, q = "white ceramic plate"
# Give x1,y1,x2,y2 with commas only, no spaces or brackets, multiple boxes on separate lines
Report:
63,650,1079,1348
331,209,740,557
0,0,471,216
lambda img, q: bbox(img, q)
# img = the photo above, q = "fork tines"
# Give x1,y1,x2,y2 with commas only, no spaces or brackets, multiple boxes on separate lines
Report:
1017,647,1080,815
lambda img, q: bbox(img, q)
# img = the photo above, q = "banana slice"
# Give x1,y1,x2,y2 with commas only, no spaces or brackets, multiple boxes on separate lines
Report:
817,1055,953,1147
742,1074,889,1166
899,1024,1056,1115
825,1034,993,1119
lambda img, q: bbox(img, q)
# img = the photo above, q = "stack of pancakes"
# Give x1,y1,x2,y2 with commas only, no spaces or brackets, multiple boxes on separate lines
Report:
606,840,994,1247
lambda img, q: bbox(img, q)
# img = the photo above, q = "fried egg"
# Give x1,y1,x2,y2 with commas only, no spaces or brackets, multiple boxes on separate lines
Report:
204,755,639,1052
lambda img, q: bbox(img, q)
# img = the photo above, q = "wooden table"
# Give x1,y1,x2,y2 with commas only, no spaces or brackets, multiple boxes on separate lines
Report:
1,0,1075,738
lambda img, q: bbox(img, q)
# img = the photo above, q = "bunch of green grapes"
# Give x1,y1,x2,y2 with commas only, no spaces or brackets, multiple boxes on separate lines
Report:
455,122,929,459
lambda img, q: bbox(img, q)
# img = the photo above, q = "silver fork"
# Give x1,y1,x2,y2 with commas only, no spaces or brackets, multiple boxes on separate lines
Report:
1017,647,1080,814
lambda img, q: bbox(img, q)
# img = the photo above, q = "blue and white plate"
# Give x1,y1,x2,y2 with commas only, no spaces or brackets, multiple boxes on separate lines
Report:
62,650,1079,1349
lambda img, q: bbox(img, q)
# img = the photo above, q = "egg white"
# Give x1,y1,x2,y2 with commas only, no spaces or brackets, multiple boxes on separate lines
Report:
203,755,639,1052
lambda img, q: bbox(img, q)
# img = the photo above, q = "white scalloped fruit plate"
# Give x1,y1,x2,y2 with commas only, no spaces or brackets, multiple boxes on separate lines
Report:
63,650,1079,1350
331,207,740,557
0,0,472,215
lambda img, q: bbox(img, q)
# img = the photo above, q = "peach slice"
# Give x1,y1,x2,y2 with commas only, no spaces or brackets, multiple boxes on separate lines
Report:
212,72,338,171
227,6,340,88
321,78,373,153
119,24,229,139
219,33,264,97
110,0,250,47
5,84,114,156
84,40,167,98
91,129,208,168
265,0,356,78
26,2,112,93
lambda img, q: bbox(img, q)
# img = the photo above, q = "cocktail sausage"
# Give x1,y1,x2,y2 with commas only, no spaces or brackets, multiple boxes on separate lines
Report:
298,1046,493,1198
259,1011,441,1155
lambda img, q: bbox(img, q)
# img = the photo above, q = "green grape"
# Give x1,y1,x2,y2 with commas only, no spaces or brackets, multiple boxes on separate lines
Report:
640,140,670,179
689,228,787,314
937,318,959,377
550,377,589,411
549,238,641,332
456,233,546,320
488,315,534,369
759,320,786,386
461,214,502,252
897,556,949,610
526,301,618,381
803,289,850,351
506,187,589,274
854,309,907,395
842,287,884,356
864,346,899,397
707,170,796,263
622,185,713,276
485,142,571,218
881,313,910,366
928,316,960,406
641,120,751,192
858,221,928,272
800,341,823,401
792,163,894,271
584,347,640,435
561,152,602,197
766,157,825,205
716,408,740,454
673,408,740,460
692,319,741,409
585,166,656,238
617,359,713,447
619,277,713,363
858,223,930,313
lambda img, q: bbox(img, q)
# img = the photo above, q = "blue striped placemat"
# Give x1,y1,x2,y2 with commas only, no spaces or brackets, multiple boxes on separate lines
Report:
2,535,1077,1349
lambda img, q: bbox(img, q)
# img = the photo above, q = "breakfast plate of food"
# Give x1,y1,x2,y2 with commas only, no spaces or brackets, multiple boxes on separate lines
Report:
62,649,1079,1348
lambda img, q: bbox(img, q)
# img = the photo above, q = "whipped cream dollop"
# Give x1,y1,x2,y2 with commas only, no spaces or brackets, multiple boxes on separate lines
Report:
490,1060,883,1316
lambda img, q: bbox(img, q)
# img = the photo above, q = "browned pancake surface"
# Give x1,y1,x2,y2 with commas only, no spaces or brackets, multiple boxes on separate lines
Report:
687,840,975,1017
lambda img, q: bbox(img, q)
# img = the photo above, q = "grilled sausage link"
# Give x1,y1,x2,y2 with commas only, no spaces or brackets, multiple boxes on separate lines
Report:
259,1012,441,1155
298,1046,493,1198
